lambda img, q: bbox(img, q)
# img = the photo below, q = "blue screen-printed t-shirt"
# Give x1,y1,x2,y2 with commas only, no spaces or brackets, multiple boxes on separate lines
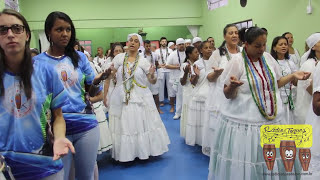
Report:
0,60,68,180
33,51,101,135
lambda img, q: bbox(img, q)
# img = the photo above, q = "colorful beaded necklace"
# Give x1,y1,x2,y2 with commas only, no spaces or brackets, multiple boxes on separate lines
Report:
243,49,277,120
122,53,139,105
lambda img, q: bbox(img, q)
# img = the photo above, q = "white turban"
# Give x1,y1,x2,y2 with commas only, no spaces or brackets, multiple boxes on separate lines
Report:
301,33,320,66
192,37,202,44
176,38,185,45
306,33,320,49
127,33,143,46
168,42,175,48
185,39,192,44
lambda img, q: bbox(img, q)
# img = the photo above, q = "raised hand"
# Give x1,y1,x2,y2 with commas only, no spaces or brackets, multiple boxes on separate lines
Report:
53,138,75,161
293,71,311,80
194,65,200,76
229,76,244,88
149,65,156,74
212,66,224,75
184,64,191,73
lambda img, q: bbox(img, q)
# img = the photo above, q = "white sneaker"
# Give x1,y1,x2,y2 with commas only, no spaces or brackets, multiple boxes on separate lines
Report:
173,114,180,120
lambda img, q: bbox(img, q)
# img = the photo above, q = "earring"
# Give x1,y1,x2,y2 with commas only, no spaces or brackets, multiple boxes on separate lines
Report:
48,36,53,46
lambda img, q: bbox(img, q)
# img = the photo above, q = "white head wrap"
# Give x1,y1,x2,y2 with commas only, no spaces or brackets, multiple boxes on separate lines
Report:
185,39,192,44
168,42,175,48
192,37,202,44
301,33,320,66
127,33,143,46
176,38,185,45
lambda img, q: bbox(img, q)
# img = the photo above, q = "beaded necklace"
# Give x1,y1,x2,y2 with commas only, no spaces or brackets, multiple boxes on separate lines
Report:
122,53,140,105
160,47,169,64
144,51,154,65
243,49,277,120
225,45,240,61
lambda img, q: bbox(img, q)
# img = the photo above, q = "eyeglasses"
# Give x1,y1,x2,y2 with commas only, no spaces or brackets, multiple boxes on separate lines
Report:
0,24,25,35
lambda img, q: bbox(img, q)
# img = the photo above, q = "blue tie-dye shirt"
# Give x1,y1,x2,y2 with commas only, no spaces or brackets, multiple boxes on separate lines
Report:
33,51,101,135
0,60,68,180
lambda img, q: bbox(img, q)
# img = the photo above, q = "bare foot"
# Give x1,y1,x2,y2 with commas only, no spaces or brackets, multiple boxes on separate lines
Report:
160,103,165,106
169,107,174,113
158,108,164,114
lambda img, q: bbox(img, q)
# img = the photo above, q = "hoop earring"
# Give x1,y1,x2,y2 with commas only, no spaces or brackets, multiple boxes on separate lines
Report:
48,36,53,46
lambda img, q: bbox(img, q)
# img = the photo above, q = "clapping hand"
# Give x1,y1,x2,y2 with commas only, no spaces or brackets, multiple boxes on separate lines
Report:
194,65,200,76
184,64,191,74
149,65,156,74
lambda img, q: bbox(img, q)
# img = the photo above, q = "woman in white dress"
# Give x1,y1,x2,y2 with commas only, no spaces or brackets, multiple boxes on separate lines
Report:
283,32,301,68
295,33,320,124
303,53,320,180
180,46,199,138
208,27,310,180
88,60,112,154
270,36,298,124
203,24,240,156
185,41,213,146
104,33,170,162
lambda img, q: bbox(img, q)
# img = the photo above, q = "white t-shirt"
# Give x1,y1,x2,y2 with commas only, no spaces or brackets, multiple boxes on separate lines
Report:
155,47,173,73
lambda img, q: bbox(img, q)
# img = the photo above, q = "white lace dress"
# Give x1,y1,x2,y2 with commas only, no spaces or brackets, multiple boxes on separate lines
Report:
107,53,170,162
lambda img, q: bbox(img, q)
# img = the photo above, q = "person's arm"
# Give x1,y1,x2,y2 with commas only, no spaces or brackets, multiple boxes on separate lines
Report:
180,64,190,86
52,108,75,160
190,65,200,86
313,92,320,116
165,64,180,70
88,69,111,97
207,67,224,82
147,65,157,84
277,71,311,88
89,91,103,103
223,76,244,99
307,79,313,95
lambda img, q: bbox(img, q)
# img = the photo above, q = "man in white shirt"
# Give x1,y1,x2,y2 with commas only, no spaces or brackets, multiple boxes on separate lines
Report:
142,40,163,114
155,37,174,112
92,47,106,73
166,38,186,119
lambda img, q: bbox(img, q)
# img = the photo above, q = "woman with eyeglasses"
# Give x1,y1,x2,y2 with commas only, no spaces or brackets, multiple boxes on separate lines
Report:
0,9,75,180
33,11,109,180
104,33,170,162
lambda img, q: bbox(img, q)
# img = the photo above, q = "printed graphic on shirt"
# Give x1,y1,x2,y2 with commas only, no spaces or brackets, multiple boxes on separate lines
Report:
56,63,78,89
2,83,35,118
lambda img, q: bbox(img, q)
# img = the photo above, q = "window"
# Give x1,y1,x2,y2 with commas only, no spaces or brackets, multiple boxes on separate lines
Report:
5,0,19,12
79,40,92,56
234,19,253,29
207,0,228,11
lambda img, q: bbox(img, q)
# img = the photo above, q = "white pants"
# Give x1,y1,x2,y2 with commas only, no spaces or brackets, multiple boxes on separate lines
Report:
159,72,175,102
175,83,183,115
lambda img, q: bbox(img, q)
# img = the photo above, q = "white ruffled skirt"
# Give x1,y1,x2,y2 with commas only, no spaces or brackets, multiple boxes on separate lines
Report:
109,97,170,162
185,100,205,146
208,114,302,180
93,102,112,154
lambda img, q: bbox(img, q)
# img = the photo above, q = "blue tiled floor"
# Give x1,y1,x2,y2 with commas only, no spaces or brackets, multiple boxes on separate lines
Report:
98,101,210,180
